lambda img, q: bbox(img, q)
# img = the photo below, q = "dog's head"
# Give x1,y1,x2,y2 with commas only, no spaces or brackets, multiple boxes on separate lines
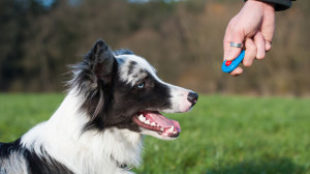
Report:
72,40,198,140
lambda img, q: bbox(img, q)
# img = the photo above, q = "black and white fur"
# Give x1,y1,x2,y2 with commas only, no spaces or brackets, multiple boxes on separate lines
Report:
0,40,198,174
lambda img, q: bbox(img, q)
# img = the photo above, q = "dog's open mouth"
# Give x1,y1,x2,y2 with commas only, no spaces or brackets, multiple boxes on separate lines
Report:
132,111,181,138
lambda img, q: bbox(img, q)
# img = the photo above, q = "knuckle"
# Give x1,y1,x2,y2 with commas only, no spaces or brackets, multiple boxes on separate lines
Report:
256,51,266,60
256,55,265,60
246,43,256,52
250,45,257,52
230,26,242,35
243,61,252,67
266,45,272,51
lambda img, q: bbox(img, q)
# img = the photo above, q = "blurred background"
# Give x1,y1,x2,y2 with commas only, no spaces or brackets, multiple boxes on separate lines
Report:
0,0,309,96
1,1,310,173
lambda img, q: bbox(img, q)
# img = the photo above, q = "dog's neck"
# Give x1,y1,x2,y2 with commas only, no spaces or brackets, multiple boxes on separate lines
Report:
21,89,142,174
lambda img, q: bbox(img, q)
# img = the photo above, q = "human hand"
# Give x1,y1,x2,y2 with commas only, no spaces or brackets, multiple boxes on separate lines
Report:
223,0,275,76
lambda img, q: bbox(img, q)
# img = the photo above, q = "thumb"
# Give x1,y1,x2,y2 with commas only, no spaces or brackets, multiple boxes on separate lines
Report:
223,25,245,61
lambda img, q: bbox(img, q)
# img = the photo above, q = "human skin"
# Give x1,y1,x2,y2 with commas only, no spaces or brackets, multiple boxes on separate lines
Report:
223,0,275,76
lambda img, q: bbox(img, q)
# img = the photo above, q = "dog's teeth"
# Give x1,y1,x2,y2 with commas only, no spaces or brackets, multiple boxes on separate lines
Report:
138,115,146,122
145,120,150,125
169,126,174,132
151,122,156,126
160,127,164,131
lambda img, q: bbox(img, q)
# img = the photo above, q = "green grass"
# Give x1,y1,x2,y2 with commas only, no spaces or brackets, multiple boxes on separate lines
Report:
0,94,309,174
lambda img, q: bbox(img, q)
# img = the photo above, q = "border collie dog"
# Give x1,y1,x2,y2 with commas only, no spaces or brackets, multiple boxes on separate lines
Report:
0,40,198,174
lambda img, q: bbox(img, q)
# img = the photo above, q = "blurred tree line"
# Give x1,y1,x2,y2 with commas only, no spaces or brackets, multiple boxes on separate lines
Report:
0,0,309,96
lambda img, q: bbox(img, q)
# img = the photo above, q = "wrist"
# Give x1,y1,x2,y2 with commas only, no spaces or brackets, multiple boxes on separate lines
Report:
246,0,275,13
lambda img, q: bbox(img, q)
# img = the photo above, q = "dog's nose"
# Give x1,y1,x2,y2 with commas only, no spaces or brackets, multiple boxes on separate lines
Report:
187,91,198,105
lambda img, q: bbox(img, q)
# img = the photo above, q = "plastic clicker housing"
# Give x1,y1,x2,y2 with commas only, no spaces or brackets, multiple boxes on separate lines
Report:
222,50,245,73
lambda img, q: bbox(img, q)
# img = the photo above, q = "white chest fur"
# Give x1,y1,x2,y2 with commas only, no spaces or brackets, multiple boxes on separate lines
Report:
21,90,143,174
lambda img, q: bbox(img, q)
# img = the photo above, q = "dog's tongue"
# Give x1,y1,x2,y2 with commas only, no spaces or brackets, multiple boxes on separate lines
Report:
143,111,181,132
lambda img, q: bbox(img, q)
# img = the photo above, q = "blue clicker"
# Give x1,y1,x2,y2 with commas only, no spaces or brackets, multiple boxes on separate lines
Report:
222,50,245,73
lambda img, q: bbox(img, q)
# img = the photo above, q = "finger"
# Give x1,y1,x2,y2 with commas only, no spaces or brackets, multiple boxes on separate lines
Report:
261,7,275,46
254,32,266,59
243,38,257,67
230,67,243,76
223,19,244,61
265,40,272,51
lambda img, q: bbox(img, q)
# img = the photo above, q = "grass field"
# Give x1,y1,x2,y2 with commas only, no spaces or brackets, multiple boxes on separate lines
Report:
0,94,309,174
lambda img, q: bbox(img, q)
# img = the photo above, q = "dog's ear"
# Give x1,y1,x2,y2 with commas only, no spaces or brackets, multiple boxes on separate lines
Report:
80,40,115,124
89,40,115,83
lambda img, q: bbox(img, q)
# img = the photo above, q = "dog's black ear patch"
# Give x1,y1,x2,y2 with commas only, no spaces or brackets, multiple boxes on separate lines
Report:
88,40,115,83
71,40,117,131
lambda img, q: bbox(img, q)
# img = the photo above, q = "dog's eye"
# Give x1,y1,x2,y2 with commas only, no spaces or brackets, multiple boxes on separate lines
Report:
136,82,145,89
